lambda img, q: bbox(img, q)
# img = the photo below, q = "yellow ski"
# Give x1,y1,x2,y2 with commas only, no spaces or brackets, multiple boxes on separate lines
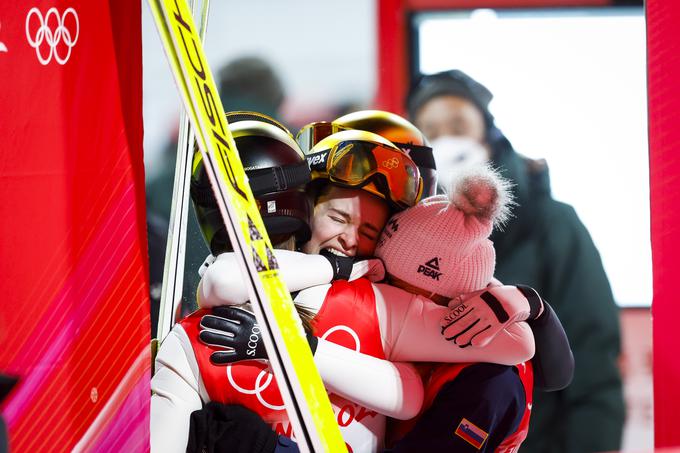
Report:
148,0,347,451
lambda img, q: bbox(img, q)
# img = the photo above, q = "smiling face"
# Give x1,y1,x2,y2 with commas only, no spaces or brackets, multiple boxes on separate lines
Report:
302,185,391,258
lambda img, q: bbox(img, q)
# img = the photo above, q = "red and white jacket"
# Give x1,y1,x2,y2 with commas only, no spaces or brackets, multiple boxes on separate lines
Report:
151,252,534,452
177,280,390,452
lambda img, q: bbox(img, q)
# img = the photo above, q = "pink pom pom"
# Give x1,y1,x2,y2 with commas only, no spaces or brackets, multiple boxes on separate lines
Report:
448,165,514,227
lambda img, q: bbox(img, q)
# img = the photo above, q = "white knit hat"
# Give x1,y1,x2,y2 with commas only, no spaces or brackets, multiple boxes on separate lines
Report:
375,165,512,299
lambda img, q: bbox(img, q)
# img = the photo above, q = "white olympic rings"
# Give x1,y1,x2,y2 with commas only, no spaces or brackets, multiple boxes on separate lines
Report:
25,7,79,65
227,363,286,411
225,325,361,411
321,325,361,352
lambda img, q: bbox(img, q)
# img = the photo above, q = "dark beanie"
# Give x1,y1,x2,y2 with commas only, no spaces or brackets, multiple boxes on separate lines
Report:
407,69,493,120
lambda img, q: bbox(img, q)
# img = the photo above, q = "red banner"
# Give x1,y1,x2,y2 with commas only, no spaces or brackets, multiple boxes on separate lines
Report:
0,1,149,452
647,0,680,448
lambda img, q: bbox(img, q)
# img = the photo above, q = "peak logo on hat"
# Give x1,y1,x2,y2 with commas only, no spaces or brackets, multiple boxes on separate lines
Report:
425,257,440,270
417,257,442,280
375,165,512,299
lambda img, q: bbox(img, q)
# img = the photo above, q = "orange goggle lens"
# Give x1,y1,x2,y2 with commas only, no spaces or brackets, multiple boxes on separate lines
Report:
296,122,341,152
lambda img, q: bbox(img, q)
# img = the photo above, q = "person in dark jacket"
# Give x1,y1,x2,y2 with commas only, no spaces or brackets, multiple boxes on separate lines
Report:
407,69,624,453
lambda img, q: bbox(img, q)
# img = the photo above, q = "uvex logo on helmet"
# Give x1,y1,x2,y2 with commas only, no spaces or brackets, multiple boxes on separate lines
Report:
417,257,442,280
306,152,327,168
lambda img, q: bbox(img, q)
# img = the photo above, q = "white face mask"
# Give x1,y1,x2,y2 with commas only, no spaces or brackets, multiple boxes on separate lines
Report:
430,136,489,192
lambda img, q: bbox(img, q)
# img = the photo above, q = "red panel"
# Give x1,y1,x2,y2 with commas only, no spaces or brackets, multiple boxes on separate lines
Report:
375,0,409,115
0,1,149,451
647,0,680,448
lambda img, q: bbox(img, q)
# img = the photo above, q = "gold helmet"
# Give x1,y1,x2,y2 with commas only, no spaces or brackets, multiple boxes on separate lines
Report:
296,110,437,197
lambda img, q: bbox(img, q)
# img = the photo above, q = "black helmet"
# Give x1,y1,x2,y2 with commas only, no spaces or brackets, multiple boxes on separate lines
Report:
191,112,312,255
296,110,437,197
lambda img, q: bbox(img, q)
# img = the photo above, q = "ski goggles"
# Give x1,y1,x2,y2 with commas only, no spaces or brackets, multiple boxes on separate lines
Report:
297,121,435,171
306,137,423,210
297,122,339,153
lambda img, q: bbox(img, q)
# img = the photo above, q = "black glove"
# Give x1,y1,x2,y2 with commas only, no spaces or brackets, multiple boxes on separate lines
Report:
319,248,354,280
515,284,544,320
199,306,318,365
186,402,277,453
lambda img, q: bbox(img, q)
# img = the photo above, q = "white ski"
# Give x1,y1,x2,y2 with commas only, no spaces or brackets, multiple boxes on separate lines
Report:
157,0,210,345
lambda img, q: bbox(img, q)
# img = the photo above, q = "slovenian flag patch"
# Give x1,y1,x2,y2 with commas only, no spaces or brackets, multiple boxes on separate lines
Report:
455,418,489,449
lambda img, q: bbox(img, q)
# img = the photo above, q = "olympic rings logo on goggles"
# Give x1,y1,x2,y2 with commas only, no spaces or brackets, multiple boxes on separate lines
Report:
306,139,423,210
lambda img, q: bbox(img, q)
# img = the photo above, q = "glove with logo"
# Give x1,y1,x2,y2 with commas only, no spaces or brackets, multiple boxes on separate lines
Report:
440,285,544,348
199,306,318,365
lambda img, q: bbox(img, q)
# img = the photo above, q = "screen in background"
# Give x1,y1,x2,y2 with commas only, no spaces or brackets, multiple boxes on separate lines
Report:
413,7,650,307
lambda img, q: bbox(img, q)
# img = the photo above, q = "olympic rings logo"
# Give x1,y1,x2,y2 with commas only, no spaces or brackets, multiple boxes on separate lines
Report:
382,157,400,169
321,325,361,352
225,325,361,410
25,7,79,65
227,363,286,411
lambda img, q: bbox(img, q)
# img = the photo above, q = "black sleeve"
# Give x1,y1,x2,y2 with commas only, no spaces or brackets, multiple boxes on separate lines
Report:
527,301,575,392
187,403,278,453
387,363,525,453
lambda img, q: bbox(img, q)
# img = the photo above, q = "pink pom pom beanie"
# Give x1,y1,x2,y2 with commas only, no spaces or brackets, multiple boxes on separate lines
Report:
375,165,512,299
